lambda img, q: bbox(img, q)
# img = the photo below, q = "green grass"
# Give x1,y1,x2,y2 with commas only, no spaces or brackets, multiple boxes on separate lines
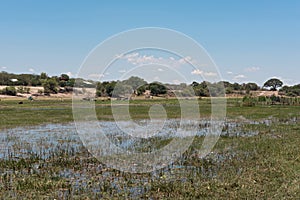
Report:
0,125,299,199
1,98,299,129
0,98,299,199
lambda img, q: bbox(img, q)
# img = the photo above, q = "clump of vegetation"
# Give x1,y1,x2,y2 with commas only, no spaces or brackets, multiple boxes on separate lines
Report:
17,86,30,94
0,86,17,96
95,77,167,97
37,89,44,95
42,78,59,95
148,82,167,96
242,95,300,106
280,84,300,97
242,95,256,106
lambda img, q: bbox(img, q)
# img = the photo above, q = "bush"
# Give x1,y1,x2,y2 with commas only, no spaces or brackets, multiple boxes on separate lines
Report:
258,96,267,102
42,78,58,94
269,94,280,103
287,92,297,97
1,86,17,96
38,89,44,95
242,96,256,107
149,82,167,96
17,86,30,94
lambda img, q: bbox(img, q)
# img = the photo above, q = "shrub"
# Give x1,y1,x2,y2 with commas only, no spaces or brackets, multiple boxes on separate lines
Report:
1,86,17,96
258,96,267,102
38,89,44,95
42,78,58,94
242,96,256,107
17,86,30,94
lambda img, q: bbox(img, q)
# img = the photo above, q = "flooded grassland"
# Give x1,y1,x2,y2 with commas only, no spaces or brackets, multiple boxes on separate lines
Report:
0,99,299,199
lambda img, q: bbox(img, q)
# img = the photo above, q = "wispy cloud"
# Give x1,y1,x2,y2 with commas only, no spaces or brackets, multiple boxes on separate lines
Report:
191,69,217,77
29,68,35,73
191,69,203,75
1,66,7,70
204,72,218,77
233,74,246,81
227,71,233,74
245,66,260,72
118,52,196,67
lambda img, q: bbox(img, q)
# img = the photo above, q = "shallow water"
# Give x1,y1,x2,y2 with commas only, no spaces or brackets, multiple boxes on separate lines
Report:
0,119,263,160
1,117,297,198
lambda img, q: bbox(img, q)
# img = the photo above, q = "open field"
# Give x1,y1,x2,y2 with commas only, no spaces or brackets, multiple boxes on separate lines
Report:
0,98,299,199
0,98,299,129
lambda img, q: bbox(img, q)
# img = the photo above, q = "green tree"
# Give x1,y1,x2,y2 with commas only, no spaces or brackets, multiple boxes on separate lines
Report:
263,78,283,91
40,72,48,80
244,82,259,91
149,82,167,96
105,81,117,97
112,83,133,98
232,82,241,90
96,81,110,97
59,74,70,81
192,81,209,97
280,84,300,97
136,85,146,96
122,76,147,94
43,78,58,94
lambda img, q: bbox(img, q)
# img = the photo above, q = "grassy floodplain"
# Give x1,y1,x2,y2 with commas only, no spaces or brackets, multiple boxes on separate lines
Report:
0,97,299,199
0,97,299,129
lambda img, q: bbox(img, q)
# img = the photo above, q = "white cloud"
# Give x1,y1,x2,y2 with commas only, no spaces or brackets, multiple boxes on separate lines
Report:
158,68,164,72
233,74,246,81
191,69,217,77
245,66,260,72
227,71,233,74
1,66,7,70
29,68,35,73
191,69,203,75
204,72,217,77
118,53,196,68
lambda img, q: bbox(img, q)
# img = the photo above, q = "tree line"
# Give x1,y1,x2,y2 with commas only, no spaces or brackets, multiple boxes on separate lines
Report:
0,71,94,95
0,71,299,97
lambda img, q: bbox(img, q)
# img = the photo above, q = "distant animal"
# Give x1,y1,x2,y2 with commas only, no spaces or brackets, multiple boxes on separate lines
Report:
18,101,23,104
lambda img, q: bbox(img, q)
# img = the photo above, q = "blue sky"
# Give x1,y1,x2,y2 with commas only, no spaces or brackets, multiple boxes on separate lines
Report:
0,0,299,86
